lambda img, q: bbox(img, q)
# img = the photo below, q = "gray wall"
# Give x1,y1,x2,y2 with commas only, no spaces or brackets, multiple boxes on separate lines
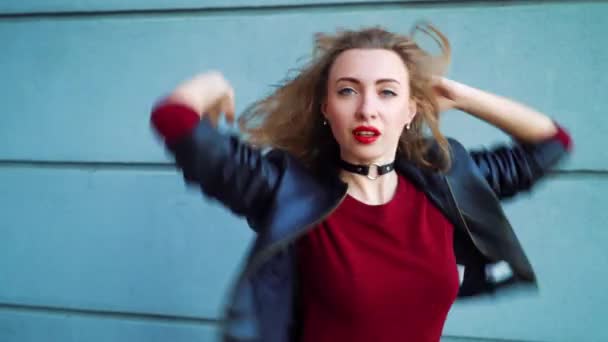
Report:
1,1,606,341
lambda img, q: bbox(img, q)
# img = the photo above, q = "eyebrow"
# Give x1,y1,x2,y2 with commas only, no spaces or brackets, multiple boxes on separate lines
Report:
336,77,401,85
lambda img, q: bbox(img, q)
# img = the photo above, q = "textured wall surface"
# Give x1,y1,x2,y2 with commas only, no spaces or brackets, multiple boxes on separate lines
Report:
1,1,605,341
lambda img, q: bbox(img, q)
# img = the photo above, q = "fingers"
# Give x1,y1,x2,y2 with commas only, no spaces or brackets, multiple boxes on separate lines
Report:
206,108,220,127
211,76,235,124
223,87,236,124
431,75,442,83
204,89,235,127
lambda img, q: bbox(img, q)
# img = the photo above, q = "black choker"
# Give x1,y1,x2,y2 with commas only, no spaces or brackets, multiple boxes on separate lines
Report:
339,159,395,180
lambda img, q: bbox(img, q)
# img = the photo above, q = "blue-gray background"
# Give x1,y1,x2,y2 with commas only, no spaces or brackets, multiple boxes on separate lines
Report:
1,1,606,341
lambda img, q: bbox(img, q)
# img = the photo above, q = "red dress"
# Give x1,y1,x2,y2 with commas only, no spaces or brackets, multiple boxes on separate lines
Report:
297,174,460,342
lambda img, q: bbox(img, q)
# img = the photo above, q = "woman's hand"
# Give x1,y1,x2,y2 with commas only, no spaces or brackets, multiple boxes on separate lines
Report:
431,76,468,113
432,76,558,142
168,71,236,126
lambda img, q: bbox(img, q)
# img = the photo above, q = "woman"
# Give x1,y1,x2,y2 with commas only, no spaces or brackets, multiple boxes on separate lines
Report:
150,24,571,342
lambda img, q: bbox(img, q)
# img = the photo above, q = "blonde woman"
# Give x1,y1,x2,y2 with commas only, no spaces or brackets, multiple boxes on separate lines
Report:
150,24,571,342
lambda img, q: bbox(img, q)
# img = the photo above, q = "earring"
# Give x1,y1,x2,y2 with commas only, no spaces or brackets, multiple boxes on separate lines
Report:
323,119,328,126
406,123,411,130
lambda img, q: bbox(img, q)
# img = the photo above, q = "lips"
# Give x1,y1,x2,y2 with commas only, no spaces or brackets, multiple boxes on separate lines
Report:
352,126,381,144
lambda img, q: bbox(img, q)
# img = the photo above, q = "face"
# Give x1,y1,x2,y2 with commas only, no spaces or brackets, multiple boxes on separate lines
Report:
323,48,416,165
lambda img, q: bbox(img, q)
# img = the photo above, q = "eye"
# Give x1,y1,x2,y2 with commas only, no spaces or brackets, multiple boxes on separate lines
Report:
337,87,357,96
380,89,398,97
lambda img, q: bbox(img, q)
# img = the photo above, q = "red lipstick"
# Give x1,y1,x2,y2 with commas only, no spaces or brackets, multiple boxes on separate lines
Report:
352,126,381,144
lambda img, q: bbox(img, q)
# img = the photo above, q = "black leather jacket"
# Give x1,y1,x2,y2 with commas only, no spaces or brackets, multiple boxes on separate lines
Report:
168,119,569,342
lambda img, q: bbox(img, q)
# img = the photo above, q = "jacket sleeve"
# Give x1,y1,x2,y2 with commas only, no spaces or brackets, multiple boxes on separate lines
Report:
150,99,284,228
468,126,572,199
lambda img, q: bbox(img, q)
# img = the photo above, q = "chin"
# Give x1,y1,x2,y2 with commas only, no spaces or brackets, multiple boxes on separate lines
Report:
344,147,385,164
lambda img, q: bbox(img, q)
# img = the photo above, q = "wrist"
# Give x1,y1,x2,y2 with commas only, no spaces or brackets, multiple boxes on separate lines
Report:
450,81,479,112
166,90,202,115
151,101,200,144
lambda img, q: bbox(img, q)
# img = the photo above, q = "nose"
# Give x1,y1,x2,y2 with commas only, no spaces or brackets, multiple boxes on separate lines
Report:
356,92,378,121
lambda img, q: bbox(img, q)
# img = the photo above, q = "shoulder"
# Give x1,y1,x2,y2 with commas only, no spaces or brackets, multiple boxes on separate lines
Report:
423,136,468,155
436,137,466,156
264,148,310,174
423,137,471,170
263,148,332,183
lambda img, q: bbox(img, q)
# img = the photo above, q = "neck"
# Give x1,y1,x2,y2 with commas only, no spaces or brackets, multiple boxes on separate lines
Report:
339,169,398,205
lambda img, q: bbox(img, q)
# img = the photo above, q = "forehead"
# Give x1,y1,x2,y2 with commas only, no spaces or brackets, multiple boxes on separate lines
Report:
329,48,409,82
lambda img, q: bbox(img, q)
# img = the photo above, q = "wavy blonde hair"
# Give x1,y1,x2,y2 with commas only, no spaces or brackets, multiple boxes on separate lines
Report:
239,22,452,174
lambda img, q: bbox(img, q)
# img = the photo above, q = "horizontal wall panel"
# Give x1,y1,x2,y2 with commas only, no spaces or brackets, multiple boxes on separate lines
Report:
0,0,452,15
0,2,604,169
0,167,253,318
1,167,605,340
0,310,218,342
0,310,517,342
441,338,521,342
444,176,608,342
